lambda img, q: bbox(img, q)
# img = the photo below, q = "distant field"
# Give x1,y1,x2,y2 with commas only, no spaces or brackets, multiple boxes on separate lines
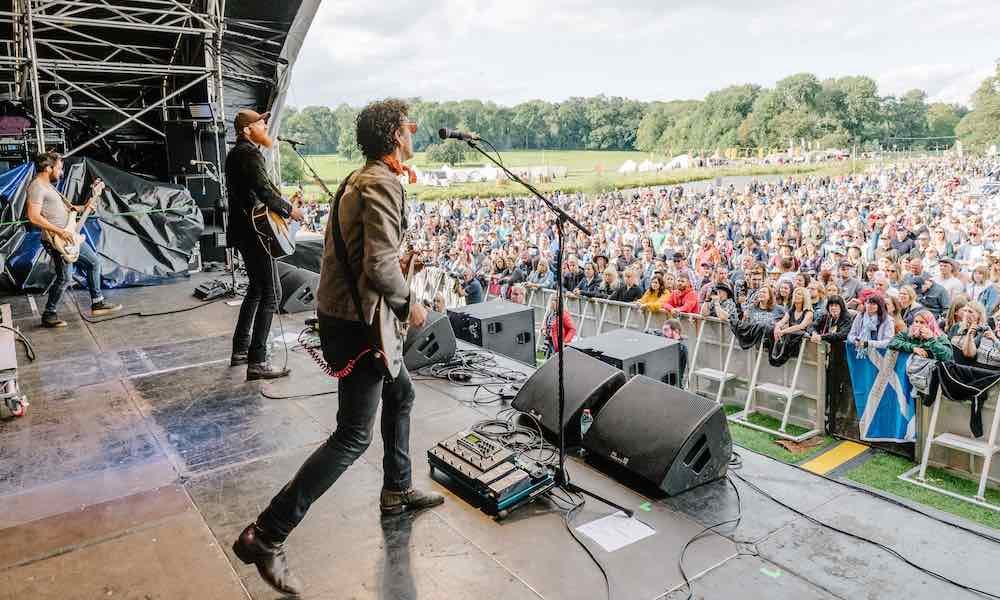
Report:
283,149,861,202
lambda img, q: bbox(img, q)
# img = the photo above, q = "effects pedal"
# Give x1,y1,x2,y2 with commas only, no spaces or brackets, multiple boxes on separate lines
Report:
428,430,555,519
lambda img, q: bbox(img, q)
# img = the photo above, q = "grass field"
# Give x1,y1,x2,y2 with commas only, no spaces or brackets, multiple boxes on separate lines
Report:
284,150,864,202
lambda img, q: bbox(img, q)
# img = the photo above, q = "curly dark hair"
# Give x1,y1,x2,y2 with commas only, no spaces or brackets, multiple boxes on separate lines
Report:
355,98,410,160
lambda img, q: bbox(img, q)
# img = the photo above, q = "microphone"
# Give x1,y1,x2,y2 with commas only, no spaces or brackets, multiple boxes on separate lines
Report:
278,136,305,146
438,128,479,142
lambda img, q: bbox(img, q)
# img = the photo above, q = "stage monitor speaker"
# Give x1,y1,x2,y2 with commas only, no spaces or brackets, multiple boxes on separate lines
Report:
583,376,731,496
277,262,320,314
512,347,627,445
447,301,535,366
403,310,457,370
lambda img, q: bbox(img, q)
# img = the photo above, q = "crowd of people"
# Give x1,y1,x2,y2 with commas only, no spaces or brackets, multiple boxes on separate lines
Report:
402,155,1000,368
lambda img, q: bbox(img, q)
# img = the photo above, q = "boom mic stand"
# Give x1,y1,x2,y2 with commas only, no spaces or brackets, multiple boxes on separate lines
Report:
461,137,633,518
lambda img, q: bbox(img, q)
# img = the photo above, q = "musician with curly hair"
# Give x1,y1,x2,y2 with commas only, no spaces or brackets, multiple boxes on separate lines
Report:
232,99,441,596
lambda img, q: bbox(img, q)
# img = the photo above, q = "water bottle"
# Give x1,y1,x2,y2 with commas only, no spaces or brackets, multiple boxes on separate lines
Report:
580,408,594,437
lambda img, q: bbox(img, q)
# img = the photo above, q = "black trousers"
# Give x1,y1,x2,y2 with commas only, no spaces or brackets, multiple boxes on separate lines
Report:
256,313,415,542
233,241,280,364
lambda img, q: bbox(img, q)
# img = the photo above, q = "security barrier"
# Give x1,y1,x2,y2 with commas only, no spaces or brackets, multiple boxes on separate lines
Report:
514,285,827,438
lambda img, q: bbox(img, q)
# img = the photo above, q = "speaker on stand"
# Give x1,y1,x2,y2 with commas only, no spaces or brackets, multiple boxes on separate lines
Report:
582,375,732,496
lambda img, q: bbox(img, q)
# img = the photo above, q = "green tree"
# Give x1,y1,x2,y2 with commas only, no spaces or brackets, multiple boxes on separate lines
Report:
956,63,1000,152
334,104,360,159
279,142,306,184
424,140,469,166
926,102,964,148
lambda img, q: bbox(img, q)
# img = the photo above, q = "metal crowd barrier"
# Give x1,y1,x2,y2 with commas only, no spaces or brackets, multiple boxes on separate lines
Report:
461,276,998,489
509,285,826,437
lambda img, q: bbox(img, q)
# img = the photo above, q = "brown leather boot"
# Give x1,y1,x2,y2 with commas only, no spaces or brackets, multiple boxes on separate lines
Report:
380,487,445,516
232,524,302,596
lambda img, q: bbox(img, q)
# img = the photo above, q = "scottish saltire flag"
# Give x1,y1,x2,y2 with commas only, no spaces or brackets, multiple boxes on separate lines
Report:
845,343,916,442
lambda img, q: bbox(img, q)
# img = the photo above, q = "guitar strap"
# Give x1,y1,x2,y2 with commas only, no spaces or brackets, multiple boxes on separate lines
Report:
328,169,393,377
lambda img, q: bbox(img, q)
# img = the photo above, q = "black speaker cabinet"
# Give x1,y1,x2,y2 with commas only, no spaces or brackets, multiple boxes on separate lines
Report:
404,310,457,370
276,262,319,314
512,347,627,445
447,301,535,366
583,376,732,496
570,328,680,384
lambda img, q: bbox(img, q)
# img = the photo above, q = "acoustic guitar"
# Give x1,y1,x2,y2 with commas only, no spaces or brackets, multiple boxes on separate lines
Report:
251,203,296,258
42,179,105,263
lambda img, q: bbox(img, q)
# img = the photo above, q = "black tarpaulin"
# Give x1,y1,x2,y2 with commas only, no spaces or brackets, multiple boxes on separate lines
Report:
1,157,203,291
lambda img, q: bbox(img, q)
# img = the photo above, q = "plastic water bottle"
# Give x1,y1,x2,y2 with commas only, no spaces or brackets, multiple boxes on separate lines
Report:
580,408,594,437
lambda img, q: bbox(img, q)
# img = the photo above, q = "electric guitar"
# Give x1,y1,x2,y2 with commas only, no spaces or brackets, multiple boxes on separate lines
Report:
371,237,423,376
42,179,105,263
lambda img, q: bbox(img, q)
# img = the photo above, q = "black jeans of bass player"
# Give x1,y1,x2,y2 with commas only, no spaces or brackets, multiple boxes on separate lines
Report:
256,312,415,542
233,242,280,364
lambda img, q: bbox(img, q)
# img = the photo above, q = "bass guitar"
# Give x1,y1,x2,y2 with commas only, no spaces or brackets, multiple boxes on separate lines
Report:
42,179,105,263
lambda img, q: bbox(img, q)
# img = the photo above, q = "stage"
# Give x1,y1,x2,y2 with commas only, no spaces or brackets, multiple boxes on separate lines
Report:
1,273,998,599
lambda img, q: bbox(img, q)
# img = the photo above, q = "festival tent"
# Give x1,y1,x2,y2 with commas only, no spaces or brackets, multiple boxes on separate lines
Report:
617,160,638,174
666,154,692,169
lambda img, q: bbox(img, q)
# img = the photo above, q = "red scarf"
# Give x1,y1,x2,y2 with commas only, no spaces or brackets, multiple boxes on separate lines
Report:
381,155,417,184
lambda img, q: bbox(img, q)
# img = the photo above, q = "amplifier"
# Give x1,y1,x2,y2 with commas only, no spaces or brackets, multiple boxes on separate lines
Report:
427,430,555,518
447,301,536,366
571,328,681,385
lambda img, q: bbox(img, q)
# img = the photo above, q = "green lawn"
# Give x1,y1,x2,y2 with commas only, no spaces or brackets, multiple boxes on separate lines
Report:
845,452,1000,530
723,404,837,463
283,149,865,202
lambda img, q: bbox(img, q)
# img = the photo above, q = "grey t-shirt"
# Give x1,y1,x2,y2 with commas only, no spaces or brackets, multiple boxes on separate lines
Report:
27,180,69,229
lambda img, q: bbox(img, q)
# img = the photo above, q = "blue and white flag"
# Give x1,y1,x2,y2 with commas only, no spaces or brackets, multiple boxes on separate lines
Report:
845,343,916,442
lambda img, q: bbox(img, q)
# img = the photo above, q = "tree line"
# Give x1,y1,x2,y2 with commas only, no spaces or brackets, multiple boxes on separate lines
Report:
279,66,999,165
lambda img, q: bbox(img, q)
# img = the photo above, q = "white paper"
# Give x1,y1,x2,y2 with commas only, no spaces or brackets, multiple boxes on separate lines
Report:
225,300,242,306
575,511,656,552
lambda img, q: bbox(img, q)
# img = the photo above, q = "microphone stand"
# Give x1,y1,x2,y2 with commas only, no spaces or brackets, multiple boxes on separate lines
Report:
462,136,633,518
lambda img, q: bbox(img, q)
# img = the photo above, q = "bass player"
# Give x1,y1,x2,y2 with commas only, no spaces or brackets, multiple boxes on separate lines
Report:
231,99,442,596
225,108,305,380
26,151,122,328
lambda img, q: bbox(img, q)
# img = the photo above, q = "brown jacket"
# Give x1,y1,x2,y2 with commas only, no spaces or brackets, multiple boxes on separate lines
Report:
317,160,410,324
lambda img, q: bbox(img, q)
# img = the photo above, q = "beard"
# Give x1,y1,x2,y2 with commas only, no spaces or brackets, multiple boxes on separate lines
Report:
249,126,273,149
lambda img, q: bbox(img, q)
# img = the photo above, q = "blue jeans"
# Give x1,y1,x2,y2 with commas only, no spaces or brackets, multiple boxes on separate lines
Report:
43,238,104,316
256,313,415,542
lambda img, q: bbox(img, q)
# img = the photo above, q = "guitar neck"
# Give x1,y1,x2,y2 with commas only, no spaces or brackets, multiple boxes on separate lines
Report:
73,206,95,234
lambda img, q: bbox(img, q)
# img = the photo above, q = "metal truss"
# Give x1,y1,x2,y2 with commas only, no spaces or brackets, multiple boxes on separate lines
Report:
1,0,227,158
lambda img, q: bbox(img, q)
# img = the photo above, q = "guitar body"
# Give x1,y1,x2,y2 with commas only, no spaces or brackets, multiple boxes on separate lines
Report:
42,211,86,263
252,204,296,258
370,247,419,378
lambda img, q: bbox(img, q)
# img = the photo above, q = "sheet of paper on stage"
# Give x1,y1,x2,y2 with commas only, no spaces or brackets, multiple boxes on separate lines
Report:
575,511,656,552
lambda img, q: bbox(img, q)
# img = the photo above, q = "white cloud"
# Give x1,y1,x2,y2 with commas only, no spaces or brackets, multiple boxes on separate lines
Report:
288,1,998,108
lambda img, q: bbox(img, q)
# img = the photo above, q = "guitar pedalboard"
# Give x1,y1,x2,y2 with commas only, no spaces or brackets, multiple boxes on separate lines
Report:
428,430,555,519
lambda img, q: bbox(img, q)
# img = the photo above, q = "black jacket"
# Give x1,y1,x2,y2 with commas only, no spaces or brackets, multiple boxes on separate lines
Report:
225,137,293,249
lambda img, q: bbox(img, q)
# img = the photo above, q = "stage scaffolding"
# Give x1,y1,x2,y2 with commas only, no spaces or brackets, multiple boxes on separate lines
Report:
0,0,318,178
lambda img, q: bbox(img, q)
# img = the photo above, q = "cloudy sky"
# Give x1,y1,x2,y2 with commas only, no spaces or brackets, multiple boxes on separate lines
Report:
286,0,998,109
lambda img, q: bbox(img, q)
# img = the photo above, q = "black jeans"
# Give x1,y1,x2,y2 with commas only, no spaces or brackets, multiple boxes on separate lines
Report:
233,242,280,364
256,313,415,542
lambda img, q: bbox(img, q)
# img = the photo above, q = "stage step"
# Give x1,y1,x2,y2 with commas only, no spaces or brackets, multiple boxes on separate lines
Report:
932,433,998,457
693,367,737,382
753,382,804,399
